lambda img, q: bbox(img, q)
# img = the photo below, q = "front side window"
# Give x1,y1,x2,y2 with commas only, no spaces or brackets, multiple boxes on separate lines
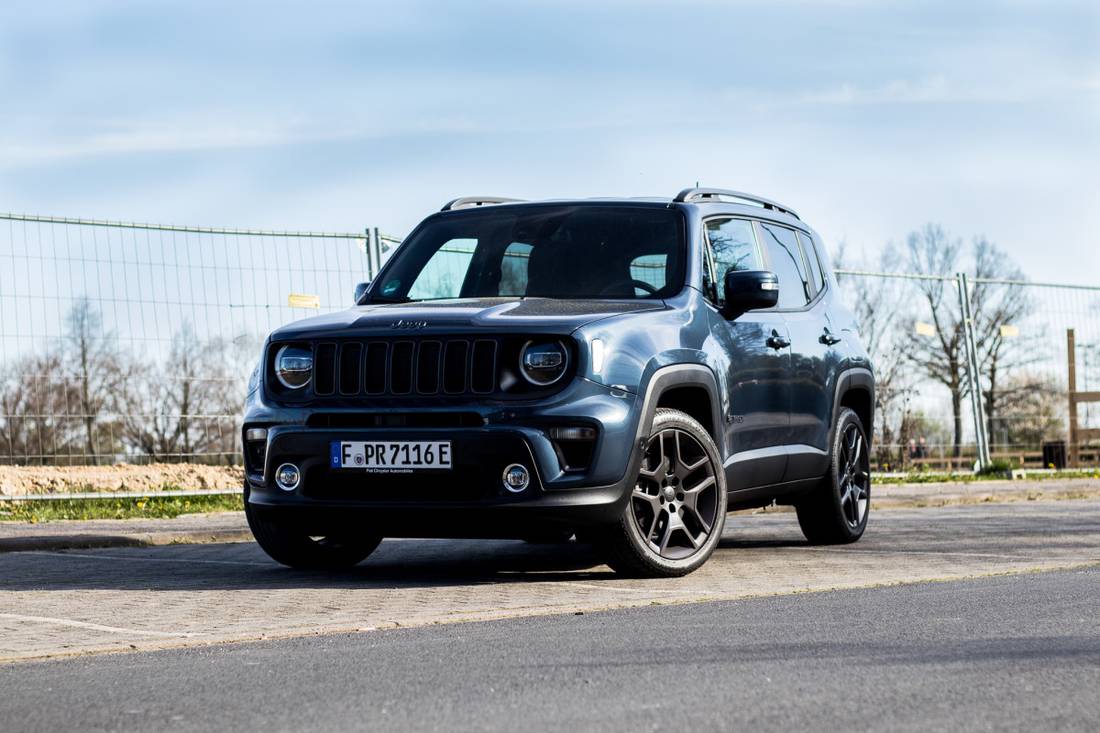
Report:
706,218,763,277
758,222,811,308
376,206,686,302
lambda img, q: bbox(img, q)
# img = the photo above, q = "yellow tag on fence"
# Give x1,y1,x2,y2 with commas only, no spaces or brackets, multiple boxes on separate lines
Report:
288,293,320,309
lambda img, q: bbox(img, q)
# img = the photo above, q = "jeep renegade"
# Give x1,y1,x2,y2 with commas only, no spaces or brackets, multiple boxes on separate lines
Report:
242,188,875,577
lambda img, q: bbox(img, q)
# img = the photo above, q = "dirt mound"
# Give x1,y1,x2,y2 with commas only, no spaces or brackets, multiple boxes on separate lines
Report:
0,464,244,496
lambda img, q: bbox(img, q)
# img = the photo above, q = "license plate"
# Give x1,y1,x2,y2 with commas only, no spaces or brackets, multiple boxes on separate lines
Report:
330,441,452,472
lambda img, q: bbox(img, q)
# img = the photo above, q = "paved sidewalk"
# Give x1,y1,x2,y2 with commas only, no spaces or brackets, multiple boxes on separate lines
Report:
1,478,1097,553
1,501,1098,662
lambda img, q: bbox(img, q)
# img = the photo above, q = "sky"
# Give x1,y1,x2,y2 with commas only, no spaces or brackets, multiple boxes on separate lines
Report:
1,0,1098,284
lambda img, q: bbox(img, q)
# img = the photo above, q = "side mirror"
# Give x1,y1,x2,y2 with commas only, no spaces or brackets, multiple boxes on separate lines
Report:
723,270,779,314
353,281,370,305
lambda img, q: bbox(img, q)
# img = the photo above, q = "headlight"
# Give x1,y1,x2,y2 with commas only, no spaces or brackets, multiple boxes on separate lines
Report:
275,345,312,389
519,340,569,386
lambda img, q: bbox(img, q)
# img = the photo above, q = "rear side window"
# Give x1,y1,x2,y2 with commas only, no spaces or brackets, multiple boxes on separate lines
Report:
758,222,811,308
798,231,825,293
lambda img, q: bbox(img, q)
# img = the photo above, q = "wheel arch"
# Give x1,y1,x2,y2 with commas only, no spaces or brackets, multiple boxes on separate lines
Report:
635,364,724,456
831,367,875,449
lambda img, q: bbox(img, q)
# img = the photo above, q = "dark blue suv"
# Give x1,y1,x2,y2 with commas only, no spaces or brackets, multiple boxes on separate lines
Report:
242,188,875,577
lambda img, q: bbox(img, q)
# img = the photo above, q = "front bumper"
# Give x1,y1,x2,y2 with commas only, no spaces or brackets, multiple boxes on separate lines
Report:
242,377,641,536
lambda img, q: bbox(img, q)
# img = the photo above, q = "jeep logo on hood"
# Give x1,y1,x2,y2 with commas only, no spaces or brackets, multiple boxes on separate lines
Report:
390,319,429,329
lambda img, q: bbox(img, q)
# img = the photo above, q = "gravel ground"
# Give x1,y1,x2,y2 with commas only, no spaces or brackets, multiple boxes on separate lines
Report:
0,464,242,496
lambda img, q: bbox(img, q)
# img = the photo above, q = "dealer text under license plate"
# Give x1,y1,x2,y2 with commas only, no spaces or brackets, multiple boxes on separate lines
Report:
331,441,452,472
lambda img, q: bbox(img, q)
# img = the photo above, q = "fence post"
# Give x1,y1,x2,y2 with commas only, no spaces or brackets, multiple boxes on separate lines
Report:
372,227,383,279
957,272,991,471
1067,329,1079,467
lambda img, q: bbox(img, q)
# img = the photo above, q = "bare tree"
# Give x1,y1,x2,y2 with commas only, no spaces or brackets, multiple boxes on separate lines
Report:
118,324,249,462
64,298,125,463
0,354,81,464
901,225,1038,458
900,224,968,456
833,240,914,462
968,238,1038,443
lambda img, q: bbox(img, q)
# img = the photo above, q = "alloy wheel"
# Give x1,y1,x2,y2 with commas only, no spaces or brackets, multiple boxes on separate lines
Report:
839,423,870,528
632,427,719,560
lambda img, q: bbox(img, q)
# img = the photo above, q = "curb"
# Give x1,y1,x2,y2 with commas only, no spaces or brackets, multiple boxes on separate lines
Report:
0,529,253,553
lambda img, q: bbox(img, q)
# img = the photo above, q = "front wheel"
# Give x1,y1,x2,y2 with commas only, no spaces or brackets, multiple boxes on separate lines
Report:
244,487,382,569
795,408,870,544
595,408,727,577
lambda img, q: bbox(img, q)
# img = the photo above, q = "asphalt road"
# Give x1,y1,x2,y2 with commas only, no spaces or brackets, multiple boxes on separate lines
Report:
4,566,1098,732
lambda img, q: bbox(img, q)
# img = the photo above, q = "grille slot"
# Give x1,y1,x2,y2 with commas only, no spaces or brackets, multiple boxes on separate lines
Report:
364,342,388,394
443,341,469,394
314,343,337,396
416,341,442,394
390,341,415,394
338,343,362,395
470,340,498,394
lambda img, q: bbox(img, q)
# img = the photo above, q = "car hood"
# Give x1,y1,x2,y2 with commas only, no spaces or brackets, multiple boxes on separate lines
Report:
270,297,666,340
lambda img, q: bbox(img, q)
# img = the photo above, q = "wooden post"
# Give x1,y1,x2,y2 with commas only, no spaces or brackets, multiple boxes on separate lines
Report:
1068,328,1078,468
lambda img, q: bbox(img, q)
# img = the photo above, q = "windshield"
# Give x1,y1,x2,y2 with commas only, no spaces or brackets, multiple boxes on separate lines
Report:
372,205,686,302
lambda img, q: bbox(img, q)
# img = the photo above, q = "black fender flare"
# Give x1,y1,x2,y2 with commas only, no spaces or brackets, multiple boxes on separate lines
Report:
633,364,724,456
830,366,875,449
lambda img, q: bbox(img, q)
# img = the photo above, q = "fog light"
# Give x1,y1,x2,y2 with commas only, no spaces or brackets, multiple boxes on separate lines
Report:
502,463,530,493
549,426,596,441
275,463,301,491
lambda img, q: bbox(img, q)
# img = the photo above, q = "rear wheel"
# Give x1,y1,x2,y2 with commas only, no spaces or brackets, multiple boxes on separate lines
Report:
595,408,727,577
244,487,382,569
795,408,870,544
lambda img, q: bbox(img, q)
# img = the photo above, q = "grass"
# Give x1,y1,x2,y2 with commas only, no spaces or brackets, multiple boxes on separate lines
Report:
874,468,1100,485
0,493,243,523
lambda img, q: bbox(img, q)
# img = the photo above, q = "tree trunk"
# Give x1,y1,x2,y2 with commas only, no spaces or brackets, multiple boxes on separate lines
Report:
951,388,963,458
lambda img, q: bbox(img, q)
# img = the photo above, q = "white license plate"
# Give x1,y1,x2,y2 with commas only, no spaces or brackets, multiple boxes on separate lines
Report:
330,441,452,472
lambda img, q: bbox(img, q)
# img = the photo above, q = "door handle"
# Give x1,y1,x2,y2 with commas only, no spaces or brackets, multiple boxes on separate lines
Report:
819,329,842,346
766,333,790,350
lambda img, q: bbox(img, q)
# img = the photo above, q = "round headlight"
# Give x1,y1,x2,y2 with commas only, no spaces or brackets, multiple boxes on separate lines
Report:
275,345,313,389
519,340,569,386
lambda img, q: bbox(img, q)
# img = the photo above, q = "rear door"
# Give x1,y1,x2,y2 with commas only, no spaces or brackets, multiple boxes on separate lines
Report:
702,217,792,490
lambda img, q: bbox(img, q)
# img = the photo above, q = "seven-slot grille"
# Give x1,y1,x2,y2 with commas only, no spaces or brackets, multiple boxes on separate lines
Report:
312,338,499,397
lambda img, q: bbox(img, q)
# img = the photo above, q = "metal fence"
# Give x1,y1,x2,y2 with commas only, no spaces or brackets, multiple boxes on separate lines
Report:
1,210,1096,471
0,213,399,465
833,269,1100,471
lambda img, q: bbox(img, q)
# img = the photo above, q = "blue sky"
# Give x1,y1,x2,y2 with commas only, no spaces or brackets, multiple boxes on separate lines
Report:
1,0,1097,284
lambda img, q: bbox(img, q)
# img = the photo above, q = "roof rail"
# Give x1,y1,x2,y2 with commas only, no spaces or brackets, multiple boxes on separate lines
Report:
673,187,799,220
441,196,524,211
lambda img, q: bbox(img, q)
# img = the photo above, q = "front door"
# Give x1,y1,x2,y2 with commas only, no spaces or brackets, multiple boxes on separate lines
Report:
703,217,792,490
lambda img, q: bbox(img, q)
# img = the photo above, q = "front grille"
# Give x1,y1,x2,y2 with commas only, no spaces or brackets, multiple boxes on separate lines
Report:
312,337,499,398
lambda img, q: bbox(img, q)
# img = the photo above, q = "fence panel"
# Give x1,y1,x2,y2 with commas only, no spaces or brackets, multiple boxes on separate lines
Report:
0,214,395,465
834,269,1100,470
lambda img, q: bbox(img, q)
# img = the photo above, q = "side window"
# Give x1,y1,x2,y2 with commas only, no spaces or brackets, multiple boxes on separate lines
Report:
758,222,811,308
406,238,476,300
499,242,532,296
798,231,825,294
630,254,667,295
705,218,763,280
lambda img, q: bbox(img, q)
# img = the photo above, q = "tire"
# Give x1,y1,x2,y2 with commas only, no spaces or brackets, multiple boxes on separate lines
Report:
594,408,727,577
244,487,382,569
795,408,870,544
